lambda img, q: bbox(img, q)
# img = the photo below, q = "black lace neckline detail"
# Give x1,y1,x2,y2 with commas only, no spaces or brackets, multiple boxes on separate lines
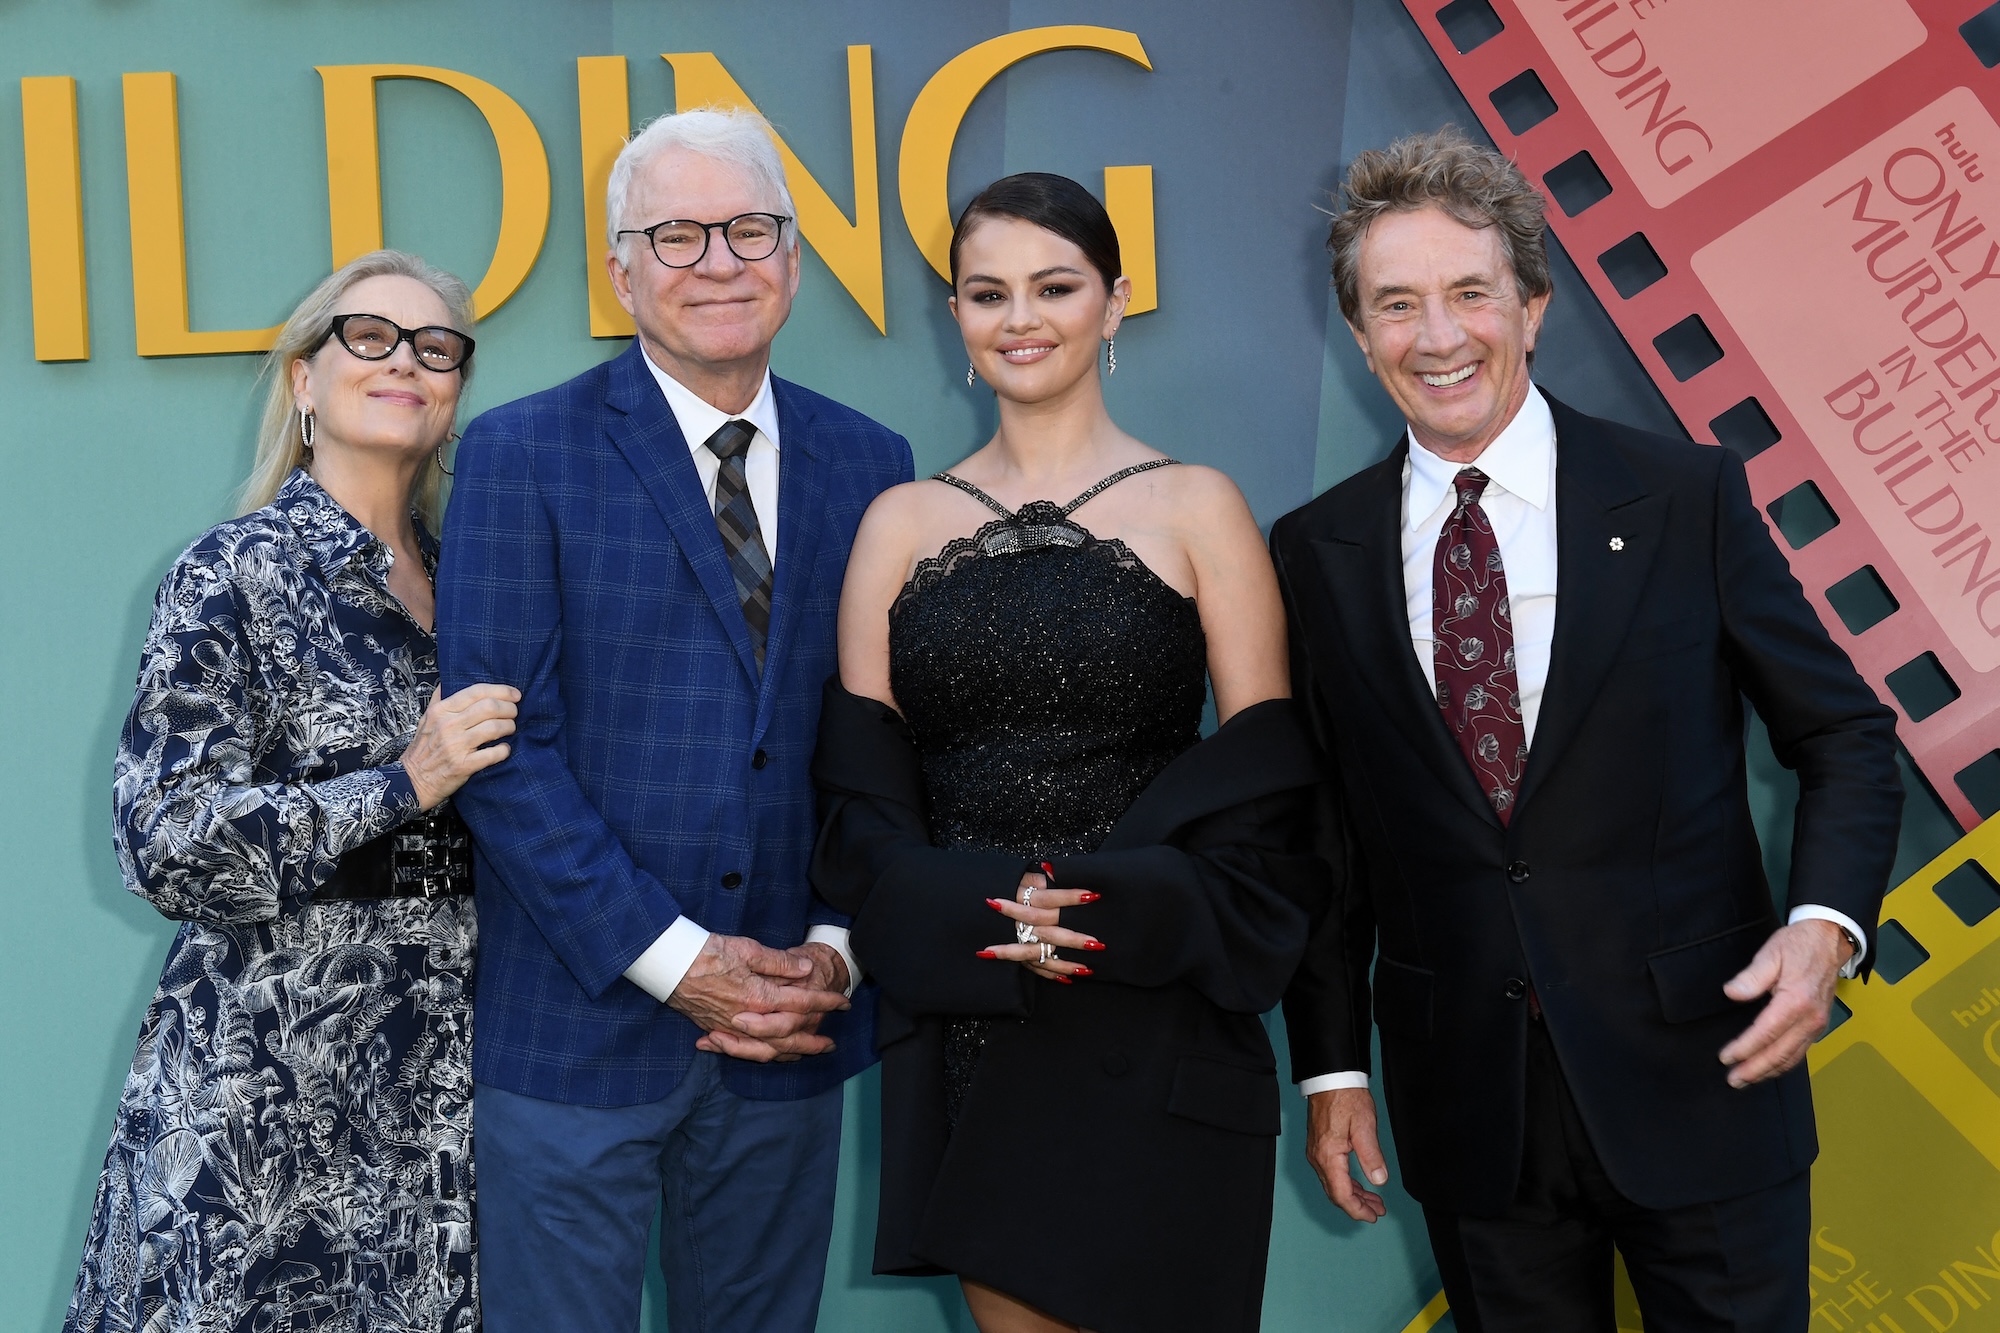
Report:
894,510,1190,617
894,459,1187,616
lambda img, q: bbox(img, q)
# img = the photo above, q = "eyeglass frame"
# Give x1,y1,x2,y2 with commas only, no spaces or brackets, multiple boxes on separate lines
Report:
317,313,476,374
616,213,796,269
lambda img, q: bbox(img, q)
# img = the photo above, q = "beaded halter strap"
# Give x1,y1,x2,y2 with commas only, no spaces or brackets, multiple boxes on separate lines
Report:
898,459,1183,607
930,457,1179,520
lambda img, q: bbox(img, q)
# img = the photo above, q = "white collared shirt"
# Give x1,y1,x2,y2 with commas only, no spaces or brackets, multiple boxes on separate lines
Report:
1299,385,1863,1097
621,350,859,1004
643,347,784,552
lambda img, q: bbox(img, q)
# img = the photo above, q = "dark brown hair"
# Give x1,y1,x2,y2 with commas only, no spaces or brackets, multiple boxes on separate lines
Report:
949,172,1121,291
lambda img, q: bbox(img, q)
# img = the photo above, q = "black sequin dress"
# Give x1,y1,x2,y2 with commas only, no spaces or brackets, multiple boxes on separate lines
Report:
888,461,1208,1125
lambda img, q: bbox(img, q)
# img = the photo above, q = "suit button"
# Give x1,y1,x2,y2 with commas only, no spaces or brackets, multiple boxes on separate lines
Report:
1101,1051,1131,1078
1503,978,1527,1001
751,749,769,770
720,872,743,889
1507,861,1531,883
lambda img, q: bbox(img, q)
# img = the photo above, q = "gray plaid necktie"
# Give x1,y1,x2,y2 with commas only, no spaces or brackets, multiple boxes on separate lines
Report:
704,419,773,669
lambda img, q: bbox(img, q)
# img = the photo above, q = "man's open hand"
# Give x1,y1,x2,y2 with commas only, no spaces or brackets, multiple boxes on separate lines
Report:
671,934,848,1063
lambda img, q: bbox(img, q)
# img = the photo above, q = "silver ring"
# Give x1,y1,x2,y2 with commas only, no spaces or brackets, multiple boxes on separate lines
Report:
1019,884,1035,909
1038,941,1056,965
1016,921,1039,946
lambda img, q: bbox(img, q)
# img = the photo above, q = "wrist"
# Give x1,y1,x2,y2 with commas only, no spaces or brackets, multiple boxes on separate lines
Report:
404,767,439,812
1803,916,1853,958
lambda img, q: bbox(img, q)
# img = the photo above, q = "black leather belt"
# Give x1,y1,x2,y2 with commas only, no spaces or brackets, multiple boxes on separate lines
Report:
319,806,474,900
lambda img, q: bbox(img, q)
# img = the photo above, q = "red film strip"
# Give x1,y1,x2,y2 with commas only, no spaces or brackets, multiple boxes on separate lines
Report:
1403,0,2000,830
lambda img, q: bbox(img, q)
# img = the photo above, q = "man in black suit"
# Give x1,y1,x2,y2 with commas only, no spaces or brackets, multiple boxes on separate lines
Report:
1274,128,1905,1331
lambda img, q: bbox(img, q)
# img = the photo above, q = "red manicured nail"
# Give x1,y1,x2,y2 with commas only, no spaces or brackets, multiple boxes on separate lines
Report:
1077,891,1101,903
1084,940,1106,952
976,950,998,959
986,898,1007,911
1054,975,1072,984
1072,966,1093,977
1041,861,1057,880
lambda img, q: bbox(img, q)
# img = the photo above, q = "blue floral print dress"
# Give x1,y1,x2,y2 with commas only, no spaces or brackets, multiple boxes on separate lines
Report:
65,469,478,1333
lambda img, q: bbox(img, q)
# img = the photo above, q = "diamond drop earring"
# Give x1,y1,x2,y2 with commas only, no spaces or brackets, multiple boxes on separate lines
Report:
967,363,977,387
1106,338,1117,376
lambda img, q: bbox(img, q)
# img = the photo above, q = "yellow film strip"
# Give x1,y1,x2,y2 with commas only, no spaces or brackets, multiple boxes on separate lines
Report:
1396,815,2000,1333
1804,815,2000,1333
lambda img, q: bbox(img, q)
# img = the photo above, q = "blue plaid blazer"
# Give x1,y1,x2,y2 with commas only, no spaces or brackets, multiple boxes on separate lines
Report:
436,342,912,1106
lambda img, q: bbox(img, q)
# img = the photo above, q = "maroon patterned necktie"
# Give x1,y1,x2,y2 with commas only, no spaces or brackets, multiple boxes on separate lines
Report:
1433,467,1528,823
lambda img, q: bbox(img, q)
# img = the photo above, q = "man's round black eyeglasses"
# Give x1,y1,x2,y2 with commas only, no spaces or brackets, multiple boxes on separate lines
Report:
618,213,793,269
320,314,475,374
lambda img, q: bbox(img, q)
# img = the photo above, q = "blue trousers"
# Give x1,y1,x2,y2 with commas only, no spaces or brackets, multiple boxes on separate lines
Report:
475,1055,844,1333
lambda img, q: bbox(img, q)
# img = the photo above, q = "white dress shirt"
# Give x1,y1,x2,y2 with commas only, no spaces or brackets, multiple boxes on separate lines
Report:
622,350,860,1004
1299,385,1864,1097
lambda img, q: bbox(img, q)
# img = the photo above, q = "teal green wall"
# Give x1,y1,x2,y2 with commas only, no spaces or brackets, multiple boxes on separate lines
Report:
1,2,1959,1330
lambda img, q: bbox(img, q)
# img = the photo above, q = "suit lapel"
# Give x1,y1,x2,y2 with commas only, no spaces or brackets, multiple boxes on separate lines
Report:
1309,442,1502,828
602,343,760,683
756,379,828,729
1514,397,1668,814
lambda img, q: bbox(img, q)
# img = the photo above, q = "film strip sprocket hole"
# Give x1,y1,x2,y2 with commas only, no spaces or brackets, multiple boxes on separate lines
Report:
1404,0,2000,831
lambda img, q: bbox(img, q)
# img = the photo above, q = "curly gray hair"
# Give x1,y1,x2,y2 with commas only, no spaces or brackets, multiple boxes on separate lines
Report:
1328,126,1551,327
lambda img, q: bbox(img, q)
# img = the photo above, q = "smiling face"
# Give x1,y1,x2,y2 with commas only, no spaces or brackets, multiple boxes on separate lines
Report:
950,214,1129,407
608,146,800,395
1347,205,1549,462
291,273,463,462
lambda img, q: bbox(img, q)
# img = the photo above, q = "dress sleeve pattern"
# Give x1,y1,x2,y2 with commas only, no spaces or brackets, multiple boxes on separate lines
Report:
113,501,423,924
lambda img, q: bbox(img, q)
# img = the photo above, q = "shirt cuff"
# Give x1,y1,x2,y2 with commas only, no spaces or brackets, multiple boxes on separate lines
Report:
1300,1071,1371,1096
624,915,711,1003
1789,905,1868,979
805,925,861,998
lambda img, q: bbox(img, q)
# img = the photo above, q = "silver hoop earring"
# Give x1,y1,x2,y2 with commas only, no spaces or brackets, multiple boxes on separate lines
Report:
436,432,459,477
1106,339,1117,376
298,407,316,451
967,363,977,387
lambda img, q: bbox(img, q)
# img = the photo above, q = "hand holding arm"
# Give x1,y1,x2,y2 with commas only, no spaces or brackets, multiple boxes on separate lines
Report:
401,684,519,810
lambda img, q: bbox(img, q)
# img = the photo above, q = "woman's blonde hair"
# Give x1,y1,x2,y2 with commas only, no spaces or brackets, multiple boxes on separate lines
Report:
239,249,476,531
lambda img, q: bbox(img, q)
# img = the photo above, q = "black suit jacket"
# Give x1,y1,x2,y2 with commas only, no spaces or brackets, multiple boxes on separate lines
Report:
811,682,1326,1329
1273,394,1904,1215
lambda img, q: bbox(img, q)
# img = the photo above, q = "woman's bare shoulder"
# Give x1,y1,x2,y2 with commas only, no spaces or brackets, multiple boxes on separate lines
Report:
1140,459,1255,532
856,476,964,542
1163,460,1247,502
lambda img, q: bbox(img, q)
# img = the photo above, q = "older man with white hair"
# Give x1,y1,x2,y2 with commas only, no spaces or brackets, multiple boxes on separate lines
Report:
437,109,912,1333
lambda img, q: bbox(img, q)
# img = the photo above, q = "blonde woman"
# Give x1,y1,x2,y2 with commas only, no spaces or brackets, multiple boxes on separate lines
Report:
65,251,516,1333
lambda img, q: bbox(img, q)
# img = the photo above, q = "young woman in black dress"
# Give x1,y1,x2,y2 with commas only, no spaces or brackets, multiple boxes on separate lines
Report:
814,174,1330,1332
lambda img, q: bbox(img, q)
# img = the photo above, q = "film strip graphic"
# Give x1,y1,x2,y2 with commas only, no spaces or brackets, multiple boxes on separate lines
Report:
1801,815,2000,1331
1392,823,2000,1333
1401,0,2000,831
